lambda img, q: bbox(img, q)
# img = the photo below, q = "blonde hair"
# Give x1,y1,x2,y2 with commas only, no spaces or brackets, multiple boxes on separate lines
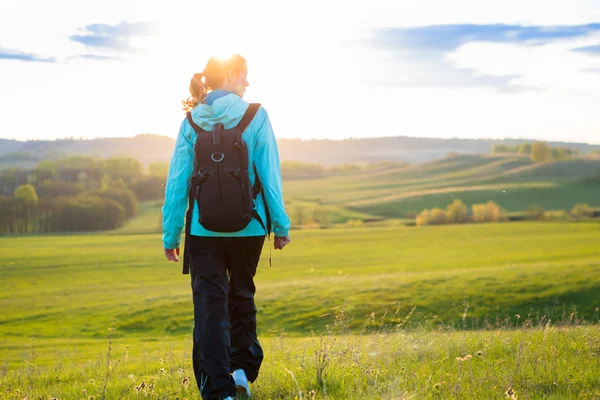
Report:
182,54,247,112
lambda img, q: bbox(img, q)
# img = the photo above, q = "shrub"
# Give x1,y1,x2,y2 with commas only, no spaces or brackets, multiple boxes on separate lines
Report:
472,201,505,223
525,205,545,220
544,209,568,221
14,184,38,204
446,200,468,223
571,203,594,220
416,209,431,226
90,188,138,217
530,142,551,163
128,176,165,201
416,208,448,226
429,208,449,225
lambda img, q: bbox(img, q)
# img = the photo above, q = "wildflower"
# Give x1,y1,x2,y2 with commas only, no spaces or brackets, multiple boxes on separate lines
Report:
129,374,136,381
160,367,166,374
135,382,146,393
505,387,517,399
476,350,483,357
182,376,191,389
148,383,155,392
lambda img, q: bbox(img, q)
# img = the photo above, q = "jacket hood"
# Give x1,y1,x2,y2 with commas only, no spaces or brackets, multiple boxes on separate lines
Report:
190,94,249,131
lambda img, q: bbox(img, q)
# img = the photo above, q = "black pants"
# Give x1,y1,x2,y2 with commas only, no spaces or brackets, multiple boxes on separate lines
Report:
189,235,265,400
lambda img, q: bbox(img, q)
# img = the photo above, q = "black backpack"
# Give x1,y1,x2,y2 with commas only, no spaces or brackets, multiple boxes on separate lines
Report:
182,103,270,274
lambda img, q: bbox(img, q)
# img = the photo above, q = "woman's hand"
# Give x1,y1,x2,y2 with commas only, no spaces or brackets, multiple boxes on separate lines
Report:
164,247,180,262
274,235,291,250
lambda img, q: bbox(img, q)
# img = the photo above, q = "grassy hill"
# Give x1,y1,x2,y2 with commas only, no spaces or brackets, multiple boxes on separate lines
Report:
283,155,600,219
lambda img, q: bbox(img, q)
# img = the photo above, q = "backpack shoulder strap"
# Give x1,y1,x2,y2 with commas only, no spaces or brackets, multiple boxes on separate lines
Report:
235,103,261,132
186,112,207,133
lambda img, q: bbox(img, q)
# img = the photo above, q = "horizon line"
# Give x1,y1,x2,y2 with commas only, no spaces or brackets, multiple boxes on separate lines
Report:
1,134,600,147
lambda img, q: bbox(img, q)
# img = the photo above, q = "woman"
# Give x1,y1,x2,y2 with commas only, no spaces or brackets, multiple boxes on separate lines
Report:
162,54,291,400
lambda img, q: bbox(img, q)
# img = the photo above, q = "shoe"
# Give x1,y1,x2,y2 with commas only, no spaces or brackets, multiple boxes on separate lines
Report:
232,368,251,398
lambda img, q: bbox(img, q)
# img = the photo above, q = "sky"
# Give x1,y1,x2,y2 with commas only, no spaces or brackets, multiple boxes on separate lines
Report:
1,0,600,144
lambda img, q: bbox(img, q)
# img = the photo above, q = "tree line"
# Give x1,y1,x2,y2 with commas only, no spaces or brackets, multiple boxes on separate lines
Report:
0,157,169,234
416,199,597,226
492,141,579,163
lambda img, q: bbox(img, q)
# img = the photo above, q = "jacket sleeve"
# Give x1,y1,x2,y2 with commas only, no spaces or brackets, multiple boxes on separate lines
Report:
162,120,194,249
254,110,291,237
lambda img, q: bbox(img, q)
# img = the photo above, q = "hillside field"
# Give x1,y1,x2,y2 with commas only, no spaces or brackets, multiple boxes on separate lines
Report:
283,155,600,220
1,222,600,398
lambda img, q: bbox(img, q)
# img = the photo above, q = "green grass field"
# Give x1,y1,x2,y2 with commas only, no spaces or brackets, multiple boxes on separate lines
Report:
1,222,600,398
2,154,600,398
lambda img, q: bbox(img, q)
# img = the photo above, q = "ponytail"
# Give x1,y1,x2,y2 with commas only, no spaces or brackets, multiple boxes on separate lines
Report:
182,73,207,112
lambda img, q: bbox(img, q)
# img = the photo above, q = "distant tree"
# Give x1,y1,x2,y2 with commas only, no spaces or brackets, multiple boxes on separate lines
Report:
416,208,448,225
104,158,142,183
492,145,507,154
429,208,449,224
472,201,505,223
544,209,568,221
530,142,552,163
57,195,126,231
14,184,38,204
446,199,468,223
128,176,165,201
519,143,532,155
416,209,431,226
36,181,83,198
525,205,545,220
571,203,593,220
90,188,138,217
551,148,567,161
13,184,38,233
0,196,20,233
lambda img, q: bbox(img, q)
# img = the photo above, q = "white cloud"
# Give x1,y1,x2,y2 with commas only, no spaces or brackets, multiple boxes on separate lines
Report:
446,37,600,91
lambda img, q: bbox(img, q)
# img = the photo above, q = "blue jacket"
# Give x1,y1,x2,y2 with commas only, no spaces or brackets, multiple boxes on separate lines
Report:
162,93,290,249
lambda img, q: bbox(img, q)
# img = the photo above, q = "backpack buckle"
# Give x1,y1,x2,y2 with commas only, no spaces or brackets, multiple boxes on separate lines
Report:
212,123,224,145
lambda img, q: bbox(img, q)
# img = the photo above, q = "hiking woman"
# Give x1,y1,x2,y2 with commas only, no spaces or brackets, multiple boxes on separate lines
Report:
162,54,291,400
